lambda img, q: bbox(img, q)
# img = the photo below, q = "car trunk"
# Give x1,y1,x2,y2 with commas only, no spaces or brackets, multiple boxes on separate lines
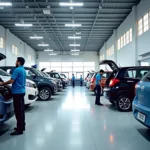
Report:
99,60,119,87
137,72,150,107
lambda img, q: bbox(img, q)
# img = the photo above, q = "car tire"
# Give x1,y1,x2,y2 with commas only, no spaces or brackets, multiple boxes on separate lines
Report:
116,96,132,112
39,87,52,101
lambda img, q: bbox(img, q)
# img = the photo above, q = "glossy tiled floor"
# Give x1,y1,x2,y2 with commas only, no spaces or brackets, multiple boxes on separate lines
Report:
0,86,150,150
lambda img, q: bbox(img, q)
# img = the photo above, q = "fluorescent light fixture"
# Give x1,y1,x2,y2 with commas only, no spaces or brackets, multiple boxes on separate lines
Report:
59,2,83,7
65,24,82,27
44,49,53,52
49,53,57,56
68,36,81,39
76,32,81,35
71,50,80,52
71,53,79,56
30,36,43,39
15,23,33,27
0,2,12,6
70,44,80,47
38,44,49,47
70,6,73,10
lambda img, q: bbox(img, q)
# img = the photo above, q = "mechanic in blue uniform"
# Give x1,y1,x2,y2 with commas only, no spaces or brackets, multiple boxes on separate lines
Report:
0,57,26,135
95,69,104,106
72,74,75,87
80,75,83,86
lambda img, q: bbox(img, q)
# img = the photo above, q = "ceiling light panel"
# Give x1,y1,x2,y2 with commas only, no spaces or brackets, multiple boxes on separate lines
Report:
68,36,81,39
65,24,82,27
59,3,83,7
70,44,80,47
15,24,33,27
30,36,43,39
38,44,49,47
44,49,53,52
0,2,12,6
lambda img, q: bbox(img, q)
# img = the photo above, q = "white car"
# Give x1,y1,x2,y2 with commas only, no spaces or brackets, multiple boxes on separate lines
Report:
0,69,38,105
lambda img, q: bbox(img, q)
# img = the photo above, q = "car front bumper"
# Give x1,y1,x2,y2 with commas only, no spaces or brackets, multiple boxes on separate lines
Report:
25,87,38,105
133,99,150,128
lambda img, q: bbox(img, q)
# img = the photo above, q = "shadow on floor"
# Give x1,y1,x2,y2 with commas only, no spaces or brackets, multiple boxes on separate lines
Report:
137,128,150,142
0,123,11,137
105,103,117,111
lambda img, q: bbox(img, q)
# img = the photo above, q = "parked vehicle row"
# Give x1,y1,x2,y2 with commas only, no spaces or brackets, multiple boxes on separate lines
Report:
85,70,111,96
0,53,69,125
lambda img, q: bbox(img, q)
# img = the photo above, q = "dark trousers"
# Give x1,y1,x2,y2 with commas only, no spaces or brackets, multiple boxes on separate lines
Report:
13,93,25,132
80,81,83,86
95,85,101,104
72,81,75,87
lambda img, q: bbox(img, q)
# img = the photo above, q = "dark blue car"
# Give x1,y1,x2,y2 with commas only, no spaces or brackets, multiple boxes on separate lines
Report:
0,53,14,124
133,71,150,128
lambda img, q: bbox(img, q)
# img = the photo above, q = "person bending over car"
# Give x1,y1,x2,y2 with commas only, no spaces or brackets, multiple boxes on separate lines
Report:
0,57,26,136
95,69,104,106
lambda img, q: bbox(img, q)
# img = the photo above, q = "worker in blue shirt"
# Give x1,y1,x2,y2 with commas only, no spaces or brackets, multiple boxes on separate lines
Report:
95,69,104,106
80,75,83,86
72,74,75,87
0,57,26,135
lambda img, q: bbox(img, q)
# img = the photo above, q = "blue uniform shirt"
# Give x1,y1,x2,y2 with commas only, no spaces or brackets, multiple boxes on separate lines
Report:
95,73,101,85
11,66,26,94
72,76,75,81
80,77,83,81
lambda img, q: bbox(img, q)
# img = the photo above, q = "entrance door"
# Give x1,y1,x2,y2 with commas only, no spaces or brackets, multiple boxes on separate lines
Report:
76,72,83,79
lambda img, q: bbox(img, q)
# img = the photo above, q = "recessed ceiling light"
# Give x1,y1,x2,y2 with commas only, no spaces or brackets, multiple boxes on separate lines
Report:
70,6,73,10
65,24,82,27
70,44,80,47
0,2,12,6
76,32,81,35
15,23,33,27
38,44,49,47
68,36,81,39
30,36,43,39
59,2,83,7
44,49,53,52
71,50,80,52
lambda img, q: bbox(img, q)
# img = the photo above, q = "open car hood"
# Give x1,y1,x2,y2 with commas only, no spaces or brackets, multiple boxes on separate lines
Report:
41,68,46,72
99,60,119,71
0,53,6,61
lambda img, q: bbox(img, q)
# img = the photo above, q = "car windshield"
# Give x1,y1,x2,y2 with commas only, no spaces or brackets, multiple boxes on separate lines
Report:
142,71,150,82
43,72,50,78
60,74,65,78
0,69,10,76
31,68,43,76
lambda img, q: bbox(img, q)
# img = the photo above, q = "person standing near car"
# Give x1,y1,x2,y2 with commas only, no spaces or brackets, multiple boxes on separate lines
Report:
95,69,104,106
72,74,75,88
0,57,26,136
80,75,83,86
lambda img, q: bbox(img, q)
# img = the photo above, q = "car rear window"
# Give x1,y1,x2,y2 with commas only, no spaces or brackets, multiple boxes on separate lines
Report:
125,69,149,79
142,71,150,82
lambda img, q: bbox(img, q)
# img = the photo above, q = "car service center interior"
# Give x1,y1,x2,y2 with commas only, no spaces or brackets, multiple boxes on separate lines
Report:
0,0,150,149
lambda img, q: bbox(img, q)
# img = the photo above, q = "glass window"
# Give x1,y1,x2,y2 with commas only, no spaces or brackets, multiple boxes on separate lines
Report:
84,67,95,72
62,67,72,72
126,31,130,44
143,13,149,32
142,71,150,82
73,67,83,72
39,62,50,67
0,37,4,48
117,38,121,50
138,18,143,36
129,28,132,42
62,62,72,67
73,62,83,67
125,70,136,78
51,67,61,72
84,62,95,66
120,36,124,48
51,62,61,67
123,33,126,46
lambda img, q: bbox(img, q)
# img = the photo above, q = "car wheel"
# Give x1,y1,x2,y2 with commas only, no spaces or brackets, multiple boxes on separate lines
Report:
116,96,132,112
39,87,52,101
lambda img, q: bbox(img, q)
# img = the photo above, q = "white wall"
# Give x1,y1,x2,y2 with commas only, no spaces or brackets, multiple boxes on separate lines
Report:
37,51,99,71
99,0,150,67
0,25,36,67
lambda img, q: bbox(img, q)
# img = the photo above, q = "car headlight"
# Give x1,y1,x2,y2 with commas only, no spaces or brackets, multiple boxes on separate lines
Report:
50,80,56,84
26,82,34,88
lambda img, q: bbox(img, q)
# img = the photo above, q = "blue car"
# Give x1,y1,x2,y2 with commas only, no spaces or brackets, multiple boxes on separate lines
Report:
0,53,14,124
133,71,150,128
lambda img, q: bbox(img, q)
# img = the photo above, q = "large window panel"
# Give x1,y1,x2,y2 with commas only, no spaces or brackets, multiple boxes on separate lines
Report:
143,13,149,32
51,62,61,67
117,38,121,50
138,18,143,36
84,62,95,67
62,67,72,72
73,62,83,67
73,67,83,72
0,37,4,48
62,62,72,67
84,67,95,72
51,67,61,72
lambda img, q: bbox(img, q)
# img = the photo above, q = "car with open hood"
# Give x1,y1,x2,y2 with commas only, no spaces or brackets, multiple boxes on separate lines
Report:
0,53,14,124
100,60,150,112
